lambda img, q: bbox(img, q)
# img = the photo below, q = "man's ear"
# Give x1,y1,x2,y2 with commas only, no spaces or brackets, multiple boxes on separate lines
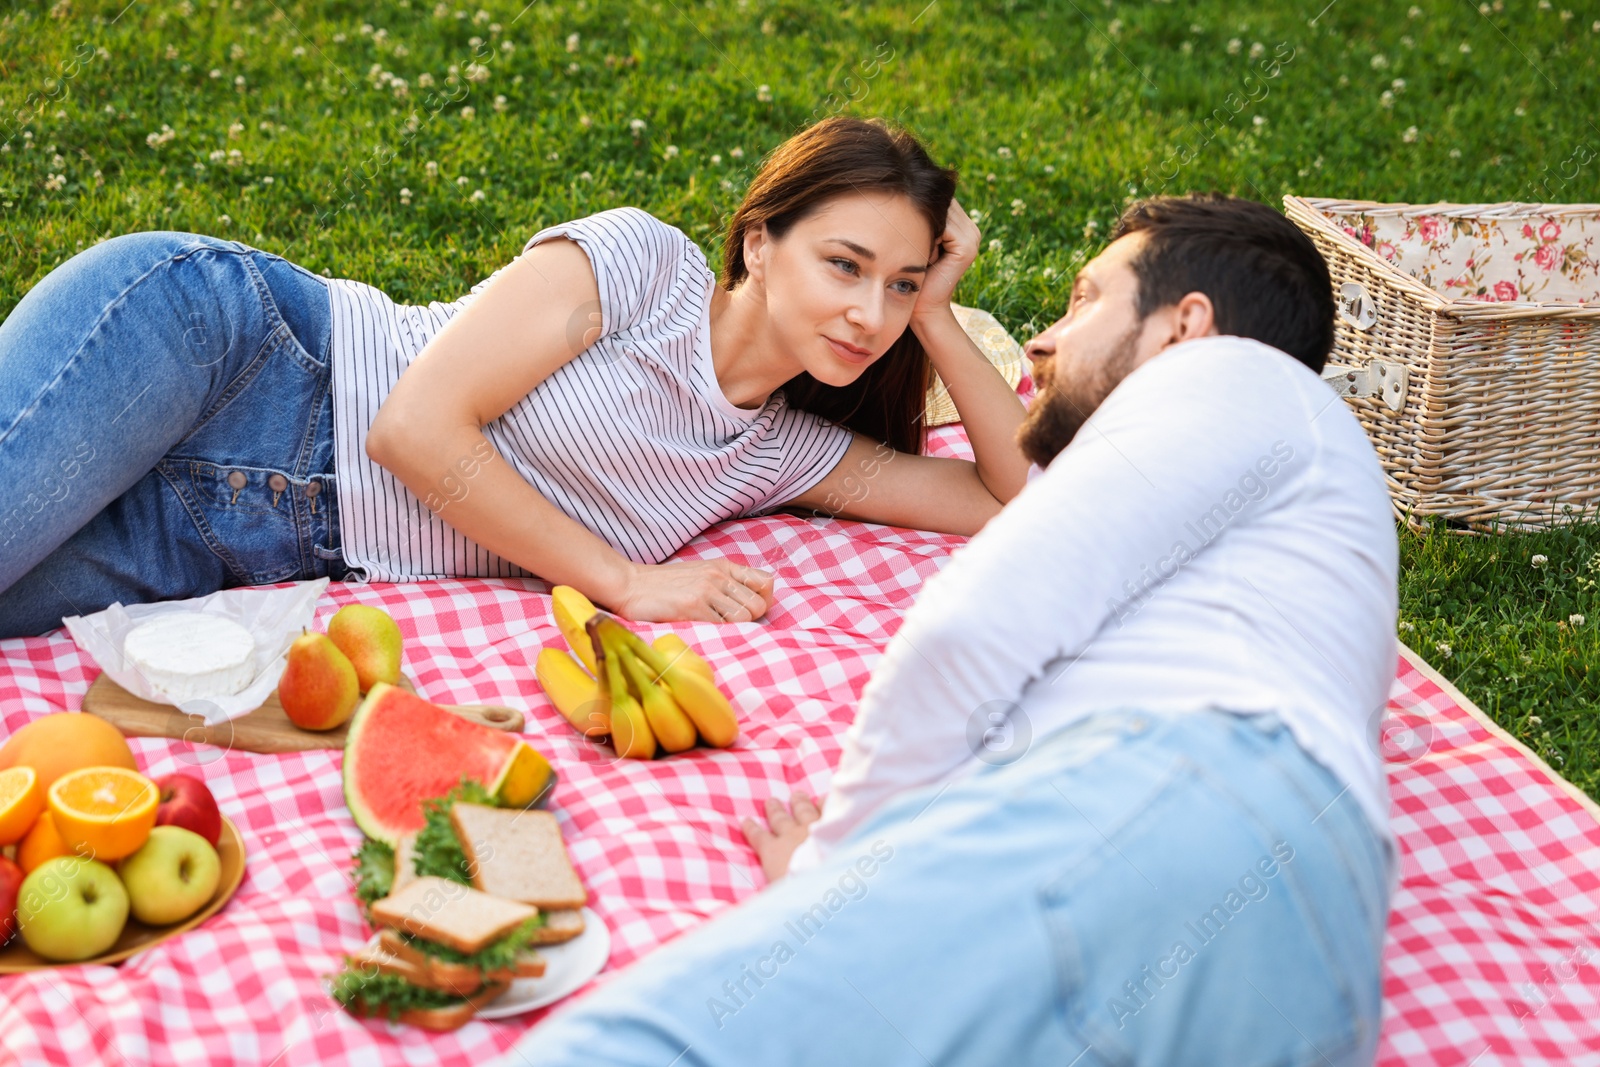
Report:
743,223,771,287
1167,291,1218,344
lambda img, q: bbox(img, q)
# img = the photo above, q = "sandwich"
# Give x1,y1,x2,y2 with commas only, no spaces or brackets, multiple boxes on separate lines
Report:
332,876,546,1030
335,781,591,1030
450,802,588,943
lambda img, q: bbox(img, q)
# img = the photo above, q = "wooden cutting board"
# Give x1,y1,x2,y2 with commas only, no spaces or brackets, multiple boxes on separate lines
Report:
82,671,525,753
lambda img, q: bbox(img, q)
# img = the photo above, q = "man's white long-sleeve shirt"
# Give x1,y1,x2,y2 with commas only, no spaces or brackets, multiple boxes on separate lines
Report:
787,334,1400,895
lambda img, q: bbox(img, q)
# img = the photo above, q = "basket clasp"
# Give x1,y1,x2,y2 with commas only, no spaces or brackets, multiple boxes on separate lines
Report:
1321,359,1408,413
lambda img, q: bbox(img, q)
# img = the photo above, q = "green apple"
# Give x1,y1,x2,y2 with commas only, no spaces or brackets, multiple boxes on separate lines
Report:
18,856,129,961
117,825,220,926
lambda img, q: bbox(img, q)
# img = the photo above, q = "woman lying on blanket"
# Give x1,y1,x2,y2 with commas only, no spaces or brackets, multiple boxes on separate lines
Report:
0,117,1032,638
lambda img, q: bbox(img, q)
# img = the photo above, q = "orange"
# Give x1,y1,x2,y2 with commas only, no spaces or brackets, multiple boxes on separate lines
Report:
17,810,71,873
0,766,44,846
0,713,137,792
46,766,158,863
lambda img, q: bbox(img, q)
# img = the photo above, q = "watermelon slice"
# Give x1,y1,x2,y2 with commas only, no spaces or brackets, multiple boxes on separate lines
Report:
341,683,554,845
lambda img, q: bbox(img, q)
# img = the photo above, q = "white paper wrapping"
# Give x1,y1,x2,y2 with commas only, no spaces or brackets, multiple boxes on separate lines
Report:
62,578,331,726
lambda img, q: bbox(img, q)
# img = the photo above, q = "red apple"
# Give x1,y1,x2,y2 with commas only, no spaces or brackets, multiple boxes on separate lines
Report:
0,855,23,944
153,774,222,848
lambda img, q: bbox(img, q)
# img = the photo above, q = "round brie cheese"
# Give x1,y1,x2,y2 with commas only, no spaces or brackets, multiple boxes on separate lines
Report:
122,612,258,701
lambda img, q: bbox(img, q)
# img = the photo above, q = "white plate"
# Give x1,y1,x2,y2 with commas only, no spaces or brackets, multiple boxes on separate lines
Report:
474,906,611,1018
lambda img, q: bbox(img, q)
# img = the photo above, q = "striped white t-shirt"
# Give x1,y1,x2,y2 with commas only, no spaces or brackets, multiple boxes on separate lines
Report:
324,207,856,583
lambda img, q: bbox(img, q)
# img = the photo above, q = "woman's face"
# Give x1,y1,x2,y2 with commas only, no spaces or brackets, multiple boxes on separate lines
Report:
745,190,936,387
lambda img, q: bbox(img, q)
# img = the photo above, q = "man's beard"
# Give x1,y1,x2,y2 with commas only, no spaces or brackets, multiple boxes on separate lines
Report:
1017,323,1142,469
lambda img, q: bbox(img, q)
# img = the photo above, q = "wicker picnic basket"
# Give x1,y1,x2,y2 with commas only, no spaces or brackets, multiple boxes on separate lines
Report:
1284,196,1600,533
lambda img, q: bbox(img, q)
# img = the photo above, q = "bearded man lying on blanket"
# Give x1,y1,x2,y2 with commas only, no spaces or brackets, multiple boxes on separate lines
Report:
517,193,1401,1067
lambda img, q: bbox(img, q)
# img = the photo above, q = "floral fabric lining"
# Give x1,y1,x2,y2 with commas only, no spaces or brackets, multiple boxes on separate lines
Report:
1323,209,1600,304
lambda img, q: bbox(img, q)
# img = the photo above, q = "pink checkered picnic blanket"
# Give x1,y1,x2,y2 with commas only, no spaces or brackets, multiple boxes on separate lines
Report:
2,420,1597,1067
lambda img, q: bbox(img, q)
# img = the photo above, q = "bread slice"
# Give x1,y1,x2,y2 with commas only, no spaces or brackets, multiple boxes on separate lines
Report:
392,833,419,893
450,804,588,909
377,928,546,990
528,907,585,945
369,875,539,955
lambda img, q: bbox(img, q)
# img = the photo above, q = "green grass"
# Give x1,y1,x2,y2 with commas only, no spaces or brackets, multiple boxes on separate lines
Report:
4,0,1599,795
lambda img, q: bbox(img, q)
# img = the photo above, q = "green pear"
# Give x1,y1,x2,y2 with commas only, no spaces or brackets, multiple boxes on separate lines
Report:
326,605,404,693
278,630,361,730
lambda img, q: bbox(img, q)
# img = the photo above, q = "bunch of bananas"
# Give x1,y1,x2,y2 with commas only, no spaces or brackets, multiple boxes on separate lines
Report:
534,586,739,758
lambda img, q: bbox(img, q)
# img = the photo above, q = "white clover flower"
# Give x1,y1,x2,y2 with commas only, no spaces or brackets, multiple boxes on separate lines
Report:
1398,620,1415,631
1044,164,1055,174
1459,41,1471,53
474,8,490,23
566,32,580,52
1402,126,1418,143
1449,148,1461,159
43,173,66,191
988,238,1002,252
1380,90,1395,108
566,61,578,73
234,75,246,89
578,171,593,181
664,144,679,158
720,178,734,191
997,146,1013,158
460,105,475,119
1401,35,1415,47
1532,554,1548,567
986,172,996,183
1408,4,1422,14
262,175,274,184
1436,641,1453,658
469,36,482,48
1514,106,1525,116
1226,38,1241,54
579,114,592,127
494,94,507,111
1083,219,1100,236
229,121,244,138
1371,53,1389,69
1529,714,1542,726
425,161,439,177
227,149,242,165
1180,40,1193,54
547,150,559,161
501,40,514,52
400,187,412,201
730,146,743,158
1571,614,1586,626
470,188,486,202
1010,198,1025,215
210,68,221,78
757,84,772,102
456,175,470,185
292,45,306,57
1107,18,1122,35
217,213,232,225
1392,78,1406,90
710,153,722,164
209,148,226,161
51,153,65,168
464,62,489,83
1252,114,1267,127
1042,266,1055,278
1249,41,1265,58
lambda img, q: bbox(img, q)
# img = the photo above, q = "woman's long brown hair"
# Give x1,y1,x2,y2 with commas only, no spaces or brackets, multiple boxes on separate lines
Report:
721,117,958,456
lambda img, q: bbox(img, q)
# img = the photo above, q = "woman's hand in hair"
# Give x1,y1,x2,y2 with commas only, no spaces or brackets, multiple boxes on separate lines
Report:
616,559,776,623
912,198,980,324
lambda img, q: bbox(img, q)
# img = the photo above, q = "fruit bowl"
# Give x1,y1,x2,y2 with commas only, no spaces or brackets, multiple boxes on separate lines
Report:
0,815,246,972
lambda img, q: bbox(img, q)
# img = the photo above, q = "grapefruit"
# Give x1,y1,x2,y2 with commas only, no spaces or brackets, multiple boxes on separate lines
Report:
341,683,552,845
0,713,138,792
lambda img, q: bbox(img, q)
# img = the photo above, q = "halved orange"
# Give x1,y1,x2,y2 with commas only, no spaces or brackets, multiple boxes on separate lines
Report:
17,810,70,873
46,766,159,862
0,766,44,846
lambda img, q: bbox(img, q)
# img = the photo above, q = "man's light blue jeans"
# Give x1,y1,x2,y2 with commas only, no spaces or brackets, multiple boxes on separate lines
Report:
511,707,1394,1067
0,231,348,638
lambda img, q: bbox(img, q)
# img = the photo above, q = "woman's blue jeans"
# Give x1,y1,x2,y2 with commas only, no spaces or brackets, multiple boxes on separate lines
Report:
0,231,348,639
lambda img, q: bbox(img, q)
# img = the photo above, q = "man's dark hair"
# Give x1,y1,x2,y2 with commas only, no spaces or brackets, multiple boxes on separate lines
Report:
1111,193,1335,374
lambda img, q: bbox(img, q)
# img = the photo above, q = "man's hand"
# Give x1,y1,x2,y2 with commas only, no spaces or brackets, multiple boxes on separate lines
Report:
740,793,823,885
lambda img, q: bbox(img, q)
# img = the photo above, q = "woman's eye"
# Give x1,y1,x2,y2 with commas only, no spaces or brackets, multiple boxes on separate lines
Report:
891,279,920,295
830,258,858,275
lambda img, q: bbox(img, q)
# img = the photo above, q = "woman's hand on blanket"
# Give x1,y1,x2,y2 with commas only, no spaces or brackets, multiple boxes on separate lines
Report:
618,559,775,623
911,198,979,325
741,792,824,884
